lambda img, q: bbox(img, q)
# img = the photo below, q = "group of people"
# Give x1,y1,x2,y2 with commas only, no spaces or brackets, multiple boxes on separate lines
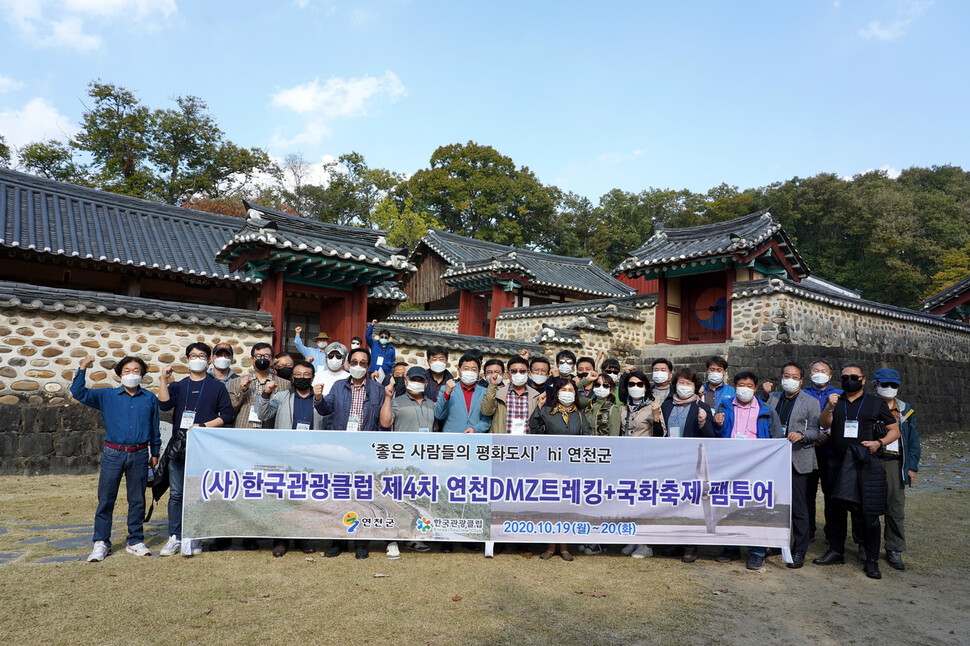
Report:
71,322,920,579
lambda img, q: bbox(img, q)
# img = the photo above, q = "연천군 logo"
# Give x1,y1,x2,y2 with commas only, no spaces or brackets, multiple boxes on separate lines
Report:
344,512,360,533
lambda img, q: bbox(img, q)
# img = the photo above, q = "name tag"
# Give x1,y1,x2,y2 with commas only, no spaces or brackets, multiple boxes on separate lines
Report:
418,427,430,433
781,425,787,436
510,419,527,435
296,422,310,431
376,356,384,367
884,439,900,452
669,426,682,438
844,420,859,439
347,416,361,432
180,410,196,429
734,434,747,439
248,406,261,423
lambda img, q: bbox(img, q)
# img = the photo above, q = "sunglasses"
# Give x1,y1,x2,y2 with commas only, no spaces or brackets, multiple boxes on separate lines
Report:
627,381,644,387
841,374,863,382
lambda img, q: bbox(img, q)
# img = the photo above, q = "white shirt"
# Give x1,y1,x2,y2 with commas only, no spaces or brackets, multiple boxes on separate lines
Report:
312,368,350,395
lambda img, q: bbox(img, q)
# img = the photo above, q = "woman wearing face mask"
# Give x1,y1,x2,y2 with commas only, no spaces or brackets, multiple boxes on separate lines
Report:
529,380,588,562
580,373,620,436
618,370,665,438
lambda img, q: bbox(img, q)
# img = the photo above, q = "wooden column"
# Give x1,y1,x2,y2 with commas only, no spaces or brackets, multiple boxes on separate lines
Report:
725,268,735,341
258,271,286,353
489,284,516,338
654,277,667,344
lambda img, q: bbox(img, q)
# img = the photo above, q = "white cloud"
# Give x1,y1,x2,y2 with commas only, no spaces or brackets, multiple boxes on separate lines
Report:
270,71,406,147
0,0,177,51
840,165,902,181
596,149,645,164
0,96,76,152
0,75,25,93
859,0,933,41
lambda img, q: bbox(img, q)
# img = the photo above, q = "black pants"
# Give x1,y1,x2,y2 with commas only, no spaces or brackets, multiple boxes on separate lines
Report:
791,469,809,558
821,454,880,558
806,468,820,533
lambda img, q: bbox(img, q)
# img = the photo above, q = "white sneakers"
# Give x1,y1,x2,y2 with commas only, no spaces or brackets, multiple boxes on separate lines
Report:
87,541,109,562
403,541,431,552
386,542,401,559
631,544,654,559
160,535,181,556
125,542,151,557
183,539,202,557
621,544,637,556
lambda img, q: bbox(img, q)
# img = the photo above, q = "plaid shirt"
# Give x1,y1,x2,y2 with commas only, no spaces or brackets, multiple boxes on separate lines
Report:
506,388,530,431
349,381,367,422
229,373,291,429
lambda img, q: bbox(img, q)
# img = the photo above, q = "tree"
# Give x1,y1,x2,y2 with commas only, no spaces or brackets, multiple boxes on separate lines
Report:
17,140,87,183
372,196,442,253
308,152,402,226
403,141,560,249
925,243,970,298
0,134,10,168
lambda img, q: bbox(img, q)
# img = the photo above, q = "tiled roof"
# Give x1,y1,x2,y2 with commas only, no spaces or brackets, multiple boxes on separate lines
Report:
0,280,274,330
536,324,583,345
496,293,656,321
387,308,459,322
615,208,809,278
922,273,970,312
368,281,409,302
215,202,415,273
0,167,257,284
735,277,970,333
417,229,635,298
380,323,545,355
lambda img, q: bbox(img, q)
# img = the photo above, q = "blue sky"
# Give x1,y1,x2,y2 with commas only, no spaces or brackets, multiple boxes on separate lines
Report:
1,0,966,200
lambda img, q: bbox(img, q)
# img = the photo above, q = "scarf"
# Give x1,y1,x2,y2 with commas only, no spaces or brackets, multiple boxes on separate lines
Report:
672,392,699,406
554,403,578,426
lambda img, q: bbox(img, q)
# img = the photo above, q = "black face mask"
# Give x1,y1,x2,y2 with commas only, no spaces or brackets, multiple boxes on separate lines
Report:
254,358,271,371
578,372,589,380
841,376,864,393
292,377,313,392
276,367,294,380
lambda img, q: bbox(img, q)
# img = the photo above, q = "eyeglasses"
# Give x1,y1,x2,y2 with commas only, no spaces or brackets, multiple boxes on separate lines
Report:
188,353,209,360
327,352,344,359
627,381,644,387
559,360,574,365
348,360,368,367
253,353,272,359
841,374,863,382
604,369,619,375
509,370,528,375
880,382,900,388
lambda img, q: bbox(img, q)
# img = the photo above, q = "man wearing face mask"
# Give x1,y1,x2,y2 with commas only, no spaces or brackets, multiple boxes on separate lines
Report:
575,356,596,398
273,352,295,382
424,345,452,403
157,342,234,558
802,359,842,543
292,327,330,372
350,336,363,350
208,342,239,386
552,349,578,390
366,320,396,384
650,359,674,403
390,362,410,397
764,362,821,569
311,342,350,396
699,356,735,412
872,368,920,572
435,354,492,434
71,354,159,562
529,356,552,392
814,363,900,579
482,356,540,434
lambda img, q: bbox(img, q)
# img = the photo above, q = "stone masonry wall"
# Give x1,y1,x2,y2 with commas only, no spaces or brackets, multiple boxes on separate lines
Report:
388,317,459,334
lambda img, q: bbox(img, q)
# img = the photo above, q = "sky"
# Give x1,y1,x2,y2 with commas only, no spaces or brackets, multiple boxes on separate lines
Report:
0,0,967,200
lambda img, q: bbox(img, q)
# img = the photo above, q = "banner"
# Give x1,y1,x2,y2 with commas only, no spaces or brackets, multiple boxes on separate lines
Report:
183,428,792,548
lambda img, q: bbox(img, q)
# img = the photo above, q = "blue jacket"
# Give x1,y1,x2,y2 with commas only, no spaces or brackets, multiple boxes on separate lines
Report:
293,334,327,370
714,396,783,439
366,324,396,374
699,382,735,412
434,383,492,433
314,377,386,431
892,398,921,485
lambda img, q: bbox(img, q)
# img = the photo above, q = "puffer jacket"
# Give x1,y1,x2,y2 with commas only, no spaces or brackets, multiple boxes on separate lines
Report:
834,443,886,516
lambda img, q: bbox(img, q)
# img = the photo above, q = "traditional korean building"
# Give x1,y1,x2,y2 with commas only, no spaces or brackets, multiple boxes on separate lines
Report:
922,274,970,323
402,228,635,337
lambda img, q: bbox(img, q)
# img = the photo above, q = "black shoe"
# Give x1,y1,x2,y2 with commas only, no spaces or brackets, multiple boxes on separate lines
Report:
812,549,845,566
242,538,259,551
465,543,482,552
355,545,369,560
681,546,698,563
746,554,765,570
715,548,740,563
272,542,287,558
298,539,314,554
324,543,345,558
864,559,882,579
885,550,905,570
440,542,453,553
209,538,232,552
787,555,805,569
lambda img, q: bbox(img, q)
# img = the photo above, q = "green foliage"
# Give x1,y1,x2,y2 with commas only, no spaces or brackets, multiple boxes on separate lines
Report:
0,134,11,168
372,196,442,254
925,242,970,298
17,140,87,184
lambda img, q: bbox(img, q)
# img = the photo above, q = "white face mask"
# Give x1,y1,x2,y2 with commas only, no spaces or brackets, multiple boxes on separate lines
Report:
406,380,425,394
707,371,724,385
429,361,447,374
877,386,898,399
121,374,142,388
735,386,755,403
317,341,328,350
593,385,611,399
351,342,361,349
652,370,669,385
213,357,232,370
781,378,801,394
327,357,344,371
558,391,576,406
510,373,529,387
460,370,479,386
531,374,548,386
811,372,830,387
348,365,367,380
676,384,695,399
627,386,646,400
558,362,573,376
188,358,208,373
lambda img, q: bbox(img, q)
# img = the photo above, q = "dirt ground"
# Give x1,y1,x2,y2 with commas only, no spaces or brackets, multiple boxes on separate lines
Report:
1,431,968,646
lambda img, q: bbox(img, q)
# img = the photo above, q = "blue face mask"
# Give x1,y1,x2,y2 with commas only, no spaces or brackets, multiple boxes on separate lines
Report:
379,338,389,346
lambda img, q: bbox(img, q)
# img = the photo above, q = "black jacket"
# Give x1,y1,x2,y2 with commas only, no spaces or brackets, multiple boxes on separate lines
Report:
834,443,886,516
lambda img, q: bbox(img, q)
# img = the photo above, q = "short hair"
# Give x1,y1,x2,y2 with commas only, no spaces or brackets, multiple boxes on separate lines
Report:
619,369,652,403
250,342,273,357
556,349,577,364
530,356,551,371
706,355,728,370
576,356,595,369
733,370,759,386
426,345,448,360
809,359,834,373
547,378,577,409
348,347,371,364
394,361,408,369
840,361,864,374
378,329,391,338
351,336,363,344
274,351,292,361
483,358,505,372
114,356,147,377
601,358,621,372
673,366,702,390
782,362,803,377
458,353,482,369
651,358,672,372
292,360,315,374
507,356,528,371
185,342,211,358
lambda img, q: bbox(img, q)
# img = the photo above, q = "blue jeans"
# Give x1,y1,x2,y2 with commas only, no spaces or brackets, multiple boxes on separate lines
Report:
95,446,148,546
167,457,185,539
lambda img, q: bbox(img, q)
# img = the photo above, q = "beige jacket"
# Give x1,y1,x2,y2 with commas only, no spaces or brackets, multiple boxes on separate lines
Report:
480,382,541,433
